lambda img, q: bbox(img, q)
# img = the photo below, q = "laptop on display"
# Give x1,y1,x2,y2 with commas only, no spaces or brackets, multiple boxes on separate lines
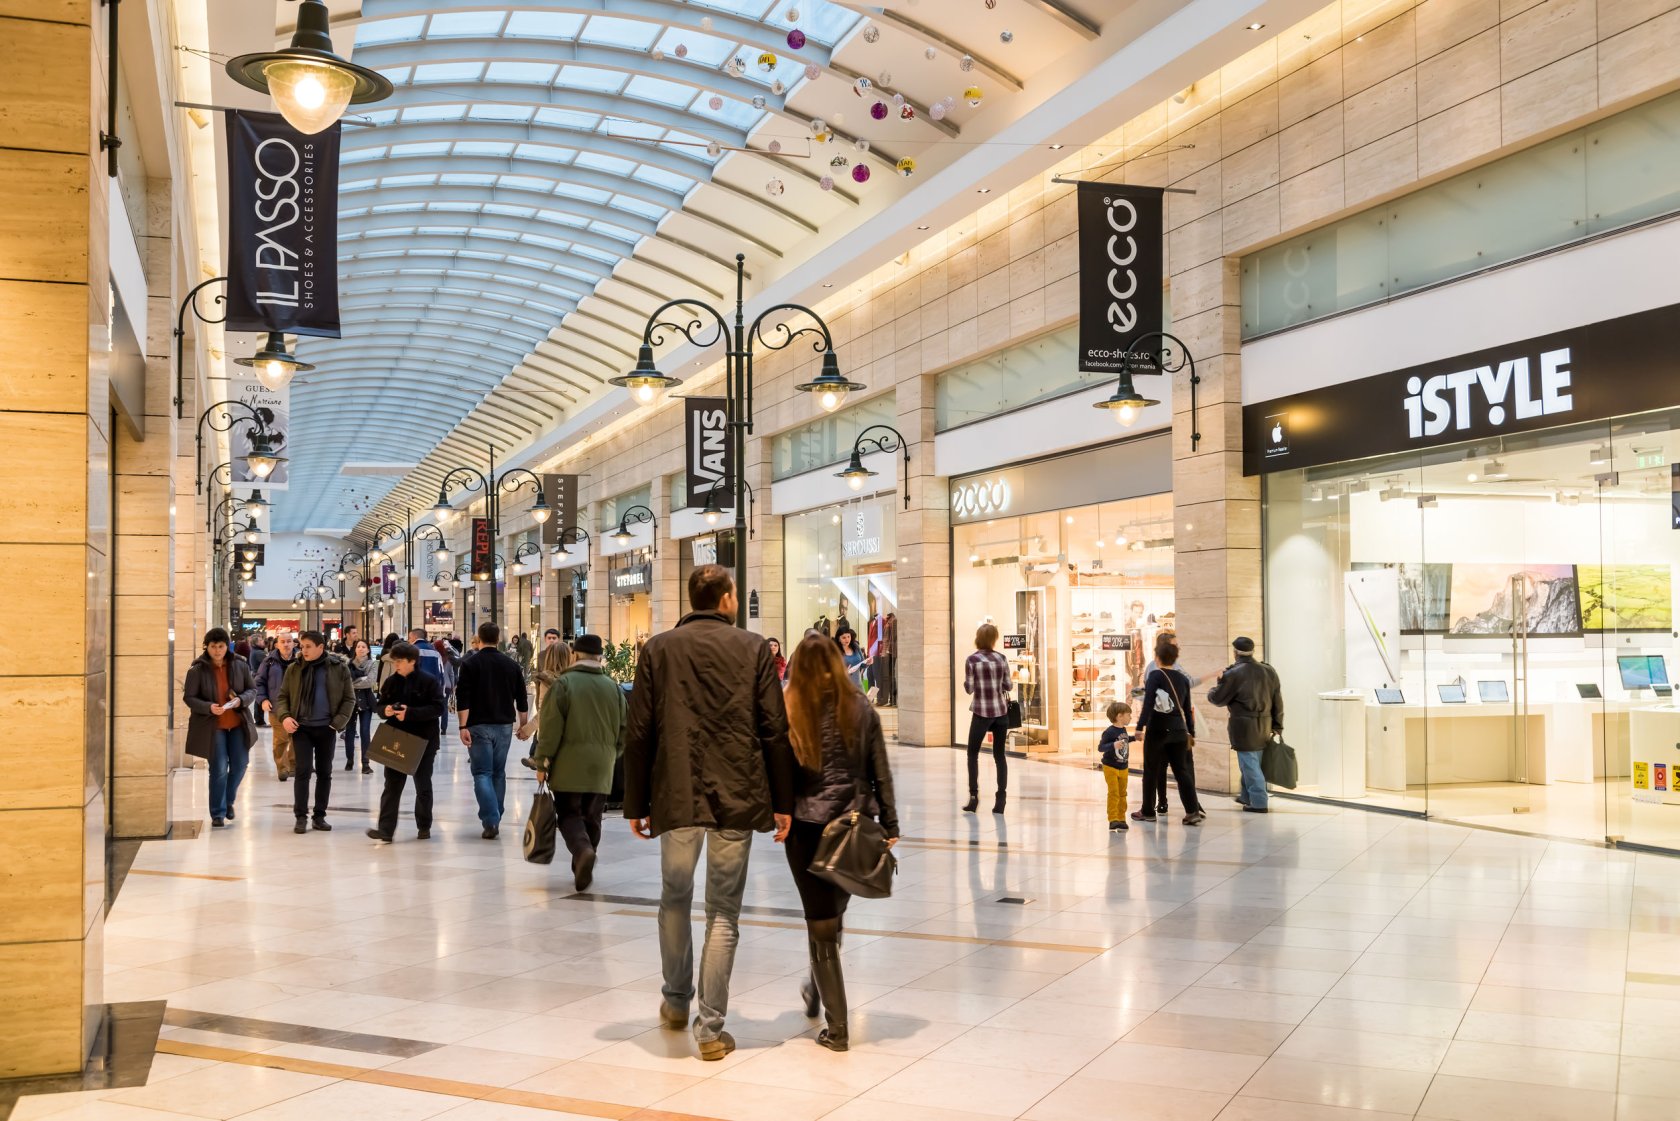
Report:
1437,684,1468,704
1374,688,1405,705
1477,680,1509,703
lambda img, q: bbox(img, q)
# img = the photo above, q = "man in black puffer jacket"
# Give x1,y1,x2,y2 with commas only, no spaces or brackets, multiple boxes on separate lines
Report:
1207,636,1284,813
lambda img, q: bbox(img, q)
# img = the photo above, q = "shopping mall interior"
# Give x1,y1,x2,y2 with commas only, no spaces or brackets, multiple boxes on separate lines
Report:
6,0,1680,1117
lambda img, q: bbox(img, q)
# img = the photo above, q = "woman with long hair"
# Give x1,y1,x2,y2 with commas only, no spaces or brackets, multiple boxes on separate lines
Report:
433,637,459,735
779,632,898,1052
767,637,787,684
1134,636,1204,825
962,623,1013,814
344,638,377,773
183,627,261,827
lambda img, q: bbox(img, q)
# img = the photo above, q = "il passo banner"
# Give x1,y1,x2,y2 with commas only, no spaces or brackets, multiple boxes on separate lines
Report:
1076,183,1164,373
225,110,342,337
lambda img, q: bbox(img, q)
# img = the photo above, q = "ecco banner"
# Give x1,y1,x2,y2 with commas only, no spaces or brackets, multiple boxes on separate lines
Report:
1077,183,1164,373
683,397,732,509
541,474,579,545
1243,301,1680,475
225,110,342,337
471,517,493,579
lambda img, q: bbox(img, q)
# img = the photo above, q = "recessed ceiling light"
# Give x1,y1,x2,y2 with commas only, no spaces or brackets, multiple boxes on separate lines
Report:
1048,143,1063,150
1246,22,1265,30
822,282,833,287
977,187,991,194
916,224,929,230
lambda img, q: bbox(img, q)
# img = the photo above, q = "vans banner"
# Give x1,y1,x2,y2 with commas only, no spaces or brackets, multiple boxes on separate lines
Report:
225,110,342,337
683,397,733,508
1077,183,1164,373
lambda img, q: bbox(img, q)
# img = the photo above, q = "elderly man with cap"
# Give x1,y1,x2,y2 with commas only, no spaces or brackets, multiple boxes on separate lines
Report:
1207,636,1284,813
532,633,627,890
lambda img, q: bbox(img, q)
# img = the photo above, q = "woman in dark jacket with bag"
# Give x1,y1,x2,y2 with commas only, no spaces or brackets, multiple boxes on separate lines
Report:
1134,636,1205,825
778,631,898,1053
183,627,261,828
366,641,446,843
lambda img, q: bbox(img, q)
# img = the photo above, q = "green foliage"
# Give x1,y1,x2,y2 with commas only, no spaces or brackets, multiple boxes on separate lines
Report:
604,639,637,684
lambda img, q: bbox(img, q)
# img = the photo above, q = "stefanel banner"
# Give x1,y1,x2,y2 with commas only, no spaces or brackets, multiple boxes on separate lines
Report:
470,517,493,579
541,474,579,545
225,110,342,338
683,397,732,508
1076,183,1164,373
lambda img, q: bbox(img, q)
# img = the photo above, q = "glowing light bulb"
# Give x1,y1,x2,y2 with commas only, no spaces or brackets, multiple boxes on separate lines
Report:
847,474,864,491
1116,403,1138,427
819,386,848,412
637,383,654,403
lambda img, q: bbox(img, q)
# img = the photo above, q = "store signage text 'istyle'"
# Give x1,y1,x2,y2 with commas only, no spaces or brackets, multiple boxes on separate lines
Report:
1243,302,1680,475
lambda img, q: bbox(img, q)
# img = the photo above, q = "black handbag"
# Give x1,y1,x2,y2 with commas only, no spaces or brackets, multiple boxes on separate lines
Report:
1261,734,1299,789
523,784,557,864
808,774,896,900
367,722,429,775
1006,699,1023,729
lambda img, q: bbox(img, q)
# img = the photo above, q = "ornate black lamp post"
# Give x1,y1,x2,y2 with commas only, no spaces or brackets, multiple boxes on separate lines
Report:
835,424,913,509
370,509,450,632
1091,330,1200,449
700,477,755,536
513,541,543,636
196,400,287,495
607,505,659,554
614,254,861,627
174,276,314,419
430,445,549,634
335,550,372,637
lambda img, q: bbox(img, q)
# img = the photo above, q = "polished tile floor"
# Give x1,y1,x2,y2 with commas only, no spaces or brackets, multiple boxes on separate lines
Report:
16,727,1680,1120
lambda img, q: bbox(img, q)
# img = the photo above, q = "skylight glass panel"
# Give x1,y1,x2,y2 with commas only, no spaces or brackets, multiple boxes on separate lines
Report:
401,104,467,122
633,166,694,192
465,103,536,123
572,245,622,265
589,220,641,243
661,135,720,164
694,95,761,130
413,62,483,83
359,109,400,125
426,11,507,37
557,65,627,94
506,254,553,270
651,28,736,67
416,225,470,236
689,1,776,25
381,174,437,187
523,233,574,253
787,3,860,43
371,202,427,214
534,108,601,131
516,143,575,163
469,228,519,241
387,141,452,158
452,141,517,157
611,195,666,220
579,15,660,50
353,16,427,45
498,175,556,192
439,173,497,186
341,148,385,164
504,11,586,39
376,66,412,84
534,209,589,228
554,183,613,204
552,264,596,284
486,61,558,85
574,151,636,176
624,75,698,109
482,204,538,219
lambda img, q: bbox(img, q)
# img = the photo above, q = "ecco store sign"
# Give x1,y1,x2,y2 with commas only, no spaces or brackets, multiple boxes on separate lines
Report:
1242,302,1680,475
951,477,1013,520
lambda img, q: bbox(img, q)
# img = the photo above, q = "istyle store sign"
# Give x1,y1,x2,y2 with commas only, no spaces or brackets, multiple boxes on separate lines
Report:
1243,302,1680,475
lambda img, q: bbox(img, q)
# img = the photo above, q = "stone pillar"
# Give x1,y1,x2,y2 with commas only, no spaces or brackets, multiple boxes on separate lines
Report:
649,475,681,632
893,373,951,747
0,0,110,1076
112,178,177,839
747,453,781,641
583,501,608,643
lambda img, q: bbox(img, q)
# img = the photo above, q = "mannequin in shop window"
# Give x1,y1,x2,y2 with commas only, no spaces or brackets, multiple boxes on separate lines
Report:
874,612,897,707
813,614,832,637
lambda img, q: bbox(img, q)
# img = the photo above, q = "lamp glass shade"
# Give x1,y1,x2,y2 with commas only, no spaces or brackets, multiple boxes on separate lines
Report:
610,524,633,544
704,507,722,526
794,354,864,414
1092,370,1159,429
433,546,450,562
245,453,278,479
531,504,551,524
265,58,358,134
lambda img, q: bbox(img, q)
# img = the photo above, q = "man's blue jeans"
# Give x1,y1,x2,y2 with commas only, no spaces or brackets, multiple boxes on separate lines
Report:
209,727,249,820
658,826,752,1043
468,723,514,827
1236,749,1269,810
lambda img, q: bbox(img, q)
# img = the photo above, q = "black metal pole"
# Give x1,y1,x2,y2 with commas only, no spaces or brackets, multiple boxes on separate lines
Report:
175,276,227,419
488,443,499,638
731,255,749,627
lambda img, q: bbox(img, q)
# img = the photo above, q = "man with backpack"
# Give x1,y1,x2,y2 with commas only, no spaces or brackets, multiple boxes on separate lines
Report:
1206,636,1284,813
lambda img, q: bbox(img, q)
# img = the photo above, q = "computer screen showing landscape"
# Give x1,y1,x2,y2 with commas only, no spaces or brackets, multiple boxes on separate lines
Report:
1618,654,1670,689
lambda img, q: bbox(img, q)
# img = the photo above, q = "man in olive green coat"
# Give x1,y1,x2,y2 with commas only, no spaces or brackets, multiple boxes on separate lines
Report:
534,634,627,890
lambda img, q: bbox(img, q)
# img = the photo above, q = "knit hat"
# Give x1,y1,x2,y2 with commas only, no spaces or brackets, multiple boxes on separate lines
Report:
573,634,606,657
1232,636,1255,653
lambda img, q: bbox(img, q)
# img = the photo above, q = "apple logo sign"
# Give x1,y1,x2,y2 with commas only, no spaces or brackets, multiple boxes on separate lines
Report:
1263,413,1290,459
1271,423,1284,444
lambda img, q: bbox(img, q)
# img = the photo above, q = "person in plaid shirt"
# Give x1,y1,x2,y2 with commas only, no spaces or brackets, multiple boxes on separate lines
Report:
963,623,1015,815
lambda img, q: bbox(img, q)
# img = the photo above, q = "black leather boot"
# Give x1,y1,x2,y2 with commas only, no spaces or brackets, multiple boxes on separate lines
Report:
962,792,978,813
808,920,847,1051
992,791,1007,815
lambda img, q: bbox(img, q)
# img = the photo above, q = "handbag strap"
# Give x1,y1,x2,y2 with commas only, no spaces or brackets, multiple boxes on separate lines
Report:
1162,670,1189,732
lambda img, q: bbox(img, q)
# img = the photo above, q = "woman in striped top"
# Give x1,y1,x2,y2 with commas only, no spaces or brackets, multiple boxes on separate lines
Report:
963,623,1014,815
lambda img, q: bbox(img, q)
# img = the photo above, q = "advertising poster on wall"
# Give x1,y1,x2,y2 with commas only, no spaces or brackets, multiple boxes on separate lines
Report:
1448,564,1581,636
1344,570,1401,687
226,373,289,489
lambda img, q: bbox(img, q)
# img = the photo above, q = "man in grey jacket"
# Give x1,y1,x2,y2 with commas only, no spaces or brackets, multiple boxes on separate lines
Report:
1206,636,1284,813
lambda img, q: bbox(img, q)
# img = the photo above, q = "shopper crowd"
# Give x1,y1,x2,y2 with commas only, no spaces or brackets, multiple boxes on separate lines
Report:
188,564,1290,1062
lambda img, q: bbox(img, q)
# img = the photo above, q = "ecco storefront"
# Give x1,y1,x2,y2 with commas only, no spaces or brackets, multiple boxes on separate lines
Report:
949,435,1174,757
1247,224,1680,851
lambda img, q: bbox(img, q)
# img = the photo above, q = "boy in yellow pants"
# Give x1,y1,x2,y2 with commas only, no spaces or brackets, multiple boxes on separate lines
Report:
1100,701,1133,831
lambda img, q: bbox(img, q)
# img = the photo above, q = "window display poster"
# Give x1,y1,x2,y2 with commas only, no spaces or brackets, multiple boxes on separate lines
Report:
1344,570,1402,688
1015,589,1045,727
1634,761,1660,803
1448,564,1581,636
1578,564,1673,632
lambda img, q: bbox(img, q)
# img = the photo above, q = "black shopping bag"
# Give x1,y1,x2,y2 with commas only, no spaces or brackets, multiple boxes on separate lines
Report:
367,722,429,776
524,785,557,865
1261,735,1299,790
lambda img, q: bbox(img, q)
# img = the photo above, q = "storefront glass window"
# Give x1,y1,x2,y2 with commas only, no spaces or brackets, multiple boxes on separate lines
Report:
771,394,897,481
951,493,1175,755
1264,409,1680,851
783,497,899,705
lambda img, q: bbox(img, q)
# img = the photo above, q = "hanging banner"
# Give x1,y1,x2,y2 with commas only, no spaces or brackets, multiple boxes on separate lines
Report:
226,371,289,490
224,109,342,338
683,397,732,509
381,563,397,596
542,473,579,545
1076,183,1164,373
470,517,493,579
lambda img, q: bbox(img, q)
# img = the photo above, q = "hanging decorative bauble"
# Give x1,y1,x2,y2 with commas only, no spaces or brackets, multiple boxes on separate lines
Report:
751,95,767,109
700,16,714,30
650,47,665,61
925,46,937,60
757,51,778,71
831,110,845,125
1000,30,1014,43
853,76,871,95
892,92,905,106
728,56,746,75
765,178,785,196
964,85,984,106
899,103,916,121
870,100,888,120
771,79,786,94
878,70,893,86
985,0,997,8
861,24,880,43
786,29,807,50
706,141,723,157
855,138,871,152
960,54,976,72
896,157,916,177
810,118,832,143
852,163,871,182
929,101,946,121
804,63,821,80
829,154,849,168
708,95,725,110
673,43,688,58
819,175,834,192
768,139,783,154
787,8,801,21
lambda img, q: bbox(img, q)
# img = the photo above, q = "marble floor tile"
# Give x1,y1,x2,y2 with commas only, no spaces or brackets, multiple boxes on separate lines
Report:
1238,1055,1432,1114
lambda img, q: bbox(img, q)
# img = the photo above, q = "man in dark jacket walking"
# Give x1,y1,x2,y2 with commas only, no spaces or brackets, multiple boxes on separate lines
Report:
624,565,793,1061
255,632,297,778
1206,636,1284,813
455,621,530,839
275,631,357,833
367,641,446,843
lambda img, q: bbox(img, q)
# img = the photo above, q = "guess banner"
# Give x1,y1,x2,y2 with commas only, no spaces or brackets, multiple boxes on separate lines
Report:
228,368,289,490
470,517,493,579
541,474,579,545
683,397,732,509
225,110,342,337
1076,183,1164,373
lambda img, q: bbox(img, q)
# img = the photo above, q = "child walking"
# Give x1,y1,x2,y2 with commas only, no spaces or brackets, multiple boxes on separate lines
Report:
1100,701,1133,831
